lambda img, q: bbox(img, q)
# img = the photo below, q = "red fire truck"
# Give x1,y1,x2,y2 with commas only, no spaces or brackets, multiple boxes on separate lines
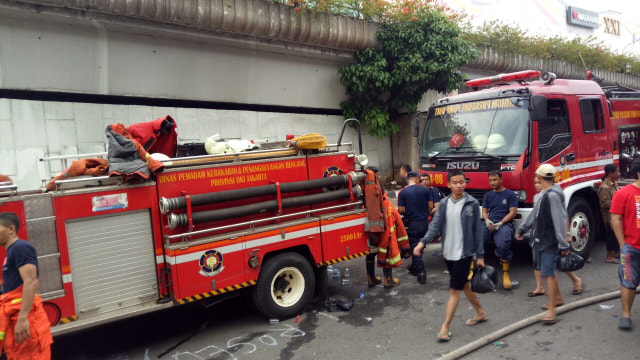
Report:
415,70,640,258
0,120,372,335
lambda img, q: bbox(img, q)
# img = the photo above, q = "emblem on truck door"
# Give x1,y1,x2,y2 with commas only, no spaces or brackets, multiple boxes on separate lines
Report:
199,250,224,277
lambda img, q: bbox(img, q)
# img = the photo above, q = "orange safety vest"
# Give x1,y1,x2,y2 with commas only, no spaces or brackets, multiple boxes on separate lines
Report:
373,195,410,268
0,286,52,360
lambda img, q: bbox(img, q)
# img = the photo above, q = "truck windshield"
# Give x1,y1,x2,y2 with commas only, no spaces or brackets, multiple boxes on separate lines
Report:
420,99,529,158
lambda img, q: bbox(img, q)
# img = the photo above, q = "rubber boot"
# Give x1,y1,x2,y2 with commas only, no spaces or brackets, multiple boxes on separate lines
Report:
416,266,427,285
366,258,382,287
383,268,400,288
501,259,512,290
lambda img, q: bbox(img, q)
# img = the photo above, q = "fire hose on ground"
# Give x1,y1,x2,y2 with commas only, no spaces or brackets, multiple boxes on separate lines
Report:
436,288,639,360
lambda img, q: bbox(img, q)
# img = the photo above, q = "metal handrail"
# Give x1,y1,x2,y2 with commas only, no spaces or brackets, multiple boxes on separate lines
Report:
0,184,18,192
165,201,363,241
163,142,353,163
54,175,112,185
39,152,107,162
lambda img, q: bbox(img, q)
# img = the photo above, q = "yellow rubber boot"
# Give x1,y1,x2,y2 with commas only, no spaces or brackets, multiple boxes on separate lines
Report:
383,268,400,288
384,276,400,288
368,275,382,287
501,260,512,290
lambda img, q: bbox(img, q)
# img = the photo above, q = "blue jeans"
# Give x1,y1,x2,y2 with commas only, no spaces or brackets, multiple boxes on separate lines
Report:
407,219,428,268
535,250,558,277
619,243,640,289
482,223,514,261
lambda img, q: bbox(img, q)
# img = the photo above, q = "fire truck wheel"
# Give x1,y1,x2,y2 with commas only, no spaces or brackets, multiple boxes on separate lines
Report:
252,252,315,319
567,198,594,259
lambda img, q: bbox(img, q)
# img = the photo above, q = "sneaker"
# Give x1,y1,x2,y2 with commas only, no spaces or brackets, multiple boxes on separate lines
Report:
619,317,632,330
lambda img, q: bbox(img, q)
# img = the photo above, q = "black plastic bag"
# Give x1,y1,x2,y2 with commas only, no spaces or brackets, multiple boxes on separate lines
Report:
471,265,498,293
557,252,585,272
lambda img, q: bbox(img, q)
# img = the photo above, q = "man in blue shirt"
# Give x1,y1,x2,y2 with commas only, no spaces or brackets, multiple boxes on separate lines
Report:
482,170,518,290
398,171,433,284
0,212,52,358
419,173,441,217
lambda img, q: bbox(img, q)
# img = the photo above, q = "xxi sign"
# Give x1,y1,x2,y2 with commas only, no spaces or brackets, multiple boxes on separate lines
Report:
603,17,621,36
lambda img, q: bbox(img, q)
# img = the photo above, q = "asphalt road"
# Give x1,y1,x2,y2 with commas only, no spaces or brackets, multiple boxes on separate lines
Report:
52,240,636,360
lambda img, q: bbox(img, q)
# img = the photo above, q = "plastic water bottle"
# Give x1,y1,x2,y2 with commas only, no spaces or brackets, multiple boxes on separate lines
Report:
332,267,340,278
342,267,350,286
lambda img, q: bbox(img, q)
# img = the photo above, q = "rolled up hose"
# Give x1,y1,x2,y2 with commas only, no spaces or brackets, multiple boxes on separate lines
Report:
168,188,352,229
160,172,366,214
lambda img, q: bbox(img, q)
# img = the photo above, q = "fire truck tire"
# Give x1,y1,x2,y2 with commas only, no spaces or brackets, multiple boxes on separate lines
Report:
251,252,315,319
567,198,594,259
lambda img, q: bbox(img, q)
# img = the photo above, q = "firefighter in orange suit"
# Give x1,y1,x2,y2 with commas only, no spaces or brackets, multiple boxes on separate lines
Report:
364,168,410,288
0,212,53,359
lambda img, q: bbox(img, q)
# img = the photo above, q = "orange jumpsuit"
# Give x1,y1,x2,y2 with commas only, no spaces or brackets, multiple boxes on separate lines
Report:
372,194,410,268
0,286,53,360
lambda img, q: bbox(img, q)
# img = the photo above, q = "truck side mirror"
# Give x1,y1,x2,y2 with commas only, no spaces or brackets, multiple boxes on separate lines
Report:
530,95,547,121
412,115,419,138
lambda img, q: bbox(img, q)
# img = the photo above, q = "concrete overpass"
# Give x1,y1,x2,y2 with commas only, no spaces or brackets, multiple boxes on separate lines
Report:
1,0,639,189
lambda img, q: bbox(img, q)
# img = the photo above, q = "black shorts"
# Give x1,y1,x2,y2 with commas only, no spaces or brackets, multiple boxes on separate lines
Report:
445,257,474,290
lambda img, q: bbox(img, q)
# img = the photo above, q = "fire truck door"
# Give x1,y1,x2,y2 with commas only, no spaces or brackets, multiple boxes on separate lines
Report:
576,97,611,166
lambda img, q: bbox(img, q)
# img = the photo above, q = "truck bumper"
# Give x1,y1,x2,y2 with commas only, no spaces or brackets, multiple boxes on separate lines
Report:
514,207,532,232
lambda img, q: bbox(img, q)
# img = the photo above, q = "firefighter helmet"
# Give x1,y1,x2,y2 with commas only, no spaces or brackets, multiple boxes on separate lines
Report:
486,133,506,149
472,134,488,150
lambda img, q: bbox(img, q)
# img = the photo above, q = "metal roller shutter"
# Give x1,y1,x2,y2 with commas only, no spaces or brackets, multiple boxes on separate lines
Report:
65,210,158,317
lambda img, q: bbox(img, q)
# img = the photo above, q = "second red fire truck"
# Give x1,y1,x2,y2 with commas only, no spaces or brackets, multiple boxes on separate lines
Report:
415,70,640,259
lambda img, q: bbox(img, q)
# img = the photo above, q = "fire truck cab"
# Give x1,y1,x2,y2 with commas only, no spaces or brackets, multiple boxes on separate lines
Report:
415,70,640,258
0,119,372,335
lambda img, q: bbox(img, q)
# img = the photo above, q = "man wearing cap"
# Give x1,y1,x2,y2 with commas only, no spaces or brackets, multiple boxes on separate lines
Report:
516,164,570,324
482,170,518,290
398,171,433,284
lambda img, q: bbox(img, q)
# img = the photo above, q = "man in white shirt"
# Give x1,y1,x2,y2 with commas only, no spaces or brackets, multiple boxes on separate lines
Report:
413,170,487,342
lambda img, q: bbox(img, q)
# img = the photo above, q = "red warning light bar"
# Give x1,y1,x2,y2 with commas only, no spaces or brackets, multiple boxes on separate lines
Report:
466,70,541,87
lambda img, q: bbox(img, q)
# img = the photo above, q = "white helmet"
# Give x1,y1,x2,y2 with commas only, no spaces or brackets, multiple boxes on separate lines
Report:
472,134,488,150
486,133,506,149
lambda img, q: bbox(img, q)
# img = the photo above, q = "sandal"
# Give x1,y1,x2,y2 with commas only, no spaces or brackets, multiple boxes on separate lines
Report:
527,291,545,297
437,332,452,342
465,314,488,326
541,317,559,325
572,280,584,295
605,259,619,264
541,303,564,310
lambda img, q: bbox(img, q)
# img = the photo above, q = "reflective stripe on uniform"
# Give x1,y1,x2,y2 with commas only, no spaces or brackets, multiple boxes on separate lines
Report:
397,235,408,241
378,248,388,253
387,254,401,265
10,298,22,304
0,331,5,340
390,225,396,232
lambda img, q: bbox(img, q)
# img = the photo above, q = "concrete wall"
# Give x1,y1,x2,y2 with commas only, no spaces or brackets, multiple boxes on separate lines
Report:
389,90,445,183
0,99,391,190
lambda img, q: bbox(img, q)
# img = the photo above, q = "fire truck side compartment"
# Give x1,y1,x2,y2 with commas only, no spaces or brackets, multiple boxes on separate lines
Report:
65,210,158,317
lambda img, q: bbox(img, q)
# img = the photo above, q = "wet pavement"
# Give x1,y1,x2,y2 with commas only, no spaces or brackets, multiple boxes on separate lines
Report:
52,240,636,360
